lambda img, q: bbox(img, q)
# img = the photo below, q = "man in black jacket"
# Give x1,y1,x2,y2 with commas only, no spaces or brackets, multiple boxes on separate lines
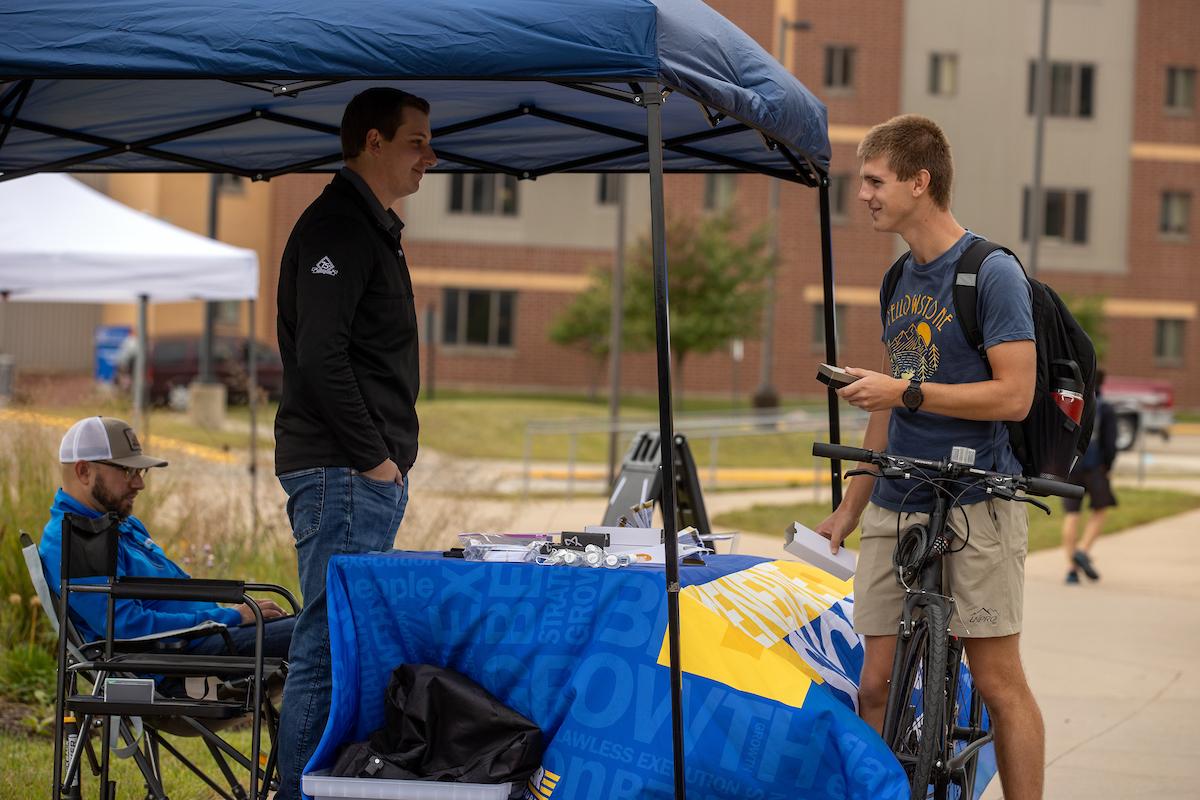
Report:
1061,370,1120,584
273,87,436,800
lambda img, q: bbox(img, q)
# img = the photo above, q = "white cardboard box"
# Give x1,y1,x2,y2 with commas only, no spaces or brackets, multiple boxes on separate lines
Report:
783,521,856,580
303,771,512,800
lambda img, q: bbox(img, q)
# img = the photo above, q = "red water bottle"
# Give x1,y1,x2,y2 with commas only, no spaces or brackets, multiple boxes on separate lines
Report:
1052,382,1084,424
1050,359,1084,424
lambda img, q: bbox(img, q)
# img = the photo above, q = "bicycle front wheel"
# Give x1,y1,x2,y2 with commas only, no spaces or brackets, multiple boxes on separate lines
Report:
889,603,950,800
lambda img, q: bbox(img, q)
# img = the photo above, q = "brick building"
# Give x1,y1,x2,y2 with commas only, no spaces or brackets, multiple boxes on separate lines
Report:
10,1,1197,407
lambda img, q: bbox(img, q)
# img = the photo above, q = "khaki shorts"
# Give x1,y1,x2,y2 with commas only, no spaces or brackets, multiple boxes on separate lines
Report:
853,499,1029,638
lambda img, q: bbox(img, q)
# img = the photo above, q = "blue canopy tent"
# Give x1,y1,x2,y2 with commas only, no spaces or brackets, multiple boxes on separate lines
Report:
0,1,855,797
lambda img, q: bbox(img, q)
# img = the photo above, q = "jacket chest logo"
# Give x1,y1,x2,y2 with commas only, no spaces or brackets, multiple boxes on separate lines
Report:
312,256,338,276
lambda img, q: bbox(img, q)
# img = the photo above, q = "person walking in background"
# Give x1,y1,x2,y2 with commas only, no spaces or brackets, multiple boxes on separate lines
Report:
273,87,436,800
1061,370,1119,584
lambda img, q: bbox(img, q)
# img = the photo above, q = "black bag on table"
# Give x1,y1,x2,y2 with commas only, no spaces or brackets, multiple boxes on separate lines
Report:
332,664,542,798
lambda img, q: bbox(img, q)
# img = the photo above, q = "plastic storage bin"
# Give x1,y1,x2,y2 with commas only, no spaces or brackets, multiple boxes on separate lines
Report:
303,771,514,800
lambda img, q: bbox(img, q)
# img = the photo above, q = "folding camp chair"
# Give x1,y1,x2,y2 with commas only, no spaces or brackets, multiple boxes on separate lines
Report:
21,513,297,800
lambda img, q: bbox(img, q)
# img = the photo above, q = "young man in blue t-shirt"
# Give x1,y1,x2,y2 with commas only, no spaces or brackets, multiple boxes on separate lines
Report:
815,115,1043,799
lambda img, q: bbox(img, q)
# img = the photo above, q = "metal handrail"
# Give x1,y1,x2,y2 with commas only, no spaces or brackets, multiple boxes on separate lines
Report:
522,406,868,497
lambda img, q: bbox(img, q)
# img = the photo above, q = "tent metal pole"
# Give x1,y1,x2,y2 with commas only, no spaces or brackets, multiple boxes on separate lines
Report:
134,294,149,441
606,174,626,487
643,83,687,800
817,177,843,508
248,298,259,532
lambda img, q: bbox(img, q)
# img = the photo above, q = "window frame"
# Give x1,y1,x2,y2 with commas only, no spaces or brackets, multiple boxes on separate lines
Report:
928,52,958,97
1021,187,1090,245
440,287,518,350
1027,60,1095,119
1165,66,1196,115
828,173,851,223
703,173,736,212
1160,191,1192,239
447,173,520,216
811,302,848,352
1154,318,1185,366
823,45,856,91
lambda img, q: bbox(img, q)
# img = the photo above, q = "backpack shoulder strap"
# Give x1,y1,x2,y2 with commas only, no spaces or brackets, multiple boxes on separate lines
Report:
953,239,1020,357
879,251,910,325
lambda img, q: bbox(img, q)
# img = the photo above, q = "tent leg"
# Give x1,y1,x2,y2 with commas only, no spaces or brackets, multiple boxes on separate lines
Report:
643,83,687,800
134,294,149,439
247,298,258,532
817,177,843,508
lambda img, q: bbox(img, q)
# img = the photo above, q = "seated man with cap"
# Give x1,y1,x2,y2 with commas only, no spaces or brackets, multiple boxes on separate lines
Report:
39,416,294,660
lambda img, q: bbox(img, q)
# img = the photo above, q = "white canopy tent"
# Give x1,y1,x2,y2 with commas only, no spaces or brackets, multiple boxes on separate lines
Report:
0,173,263,519
0,173,257,301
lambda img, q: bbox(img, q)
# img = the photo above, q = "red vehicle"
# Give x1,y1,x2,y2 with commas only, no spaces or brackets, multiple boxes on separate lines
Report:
118,335,283,407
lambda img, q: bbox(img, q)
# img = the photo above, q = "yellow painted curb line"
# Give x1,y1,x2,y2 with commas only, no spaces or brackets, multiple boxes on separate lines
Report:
0,409,240,465
529,466,832,485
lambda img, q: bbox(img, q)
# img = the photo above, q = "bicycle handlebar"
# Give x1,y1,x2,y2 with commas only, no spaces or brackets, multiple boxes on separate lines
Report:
812,442,1084,500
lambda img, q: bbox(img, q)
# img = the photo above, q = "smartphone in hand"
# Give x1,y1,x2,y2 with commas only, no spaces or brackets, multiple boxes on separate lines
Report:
816,363,860,389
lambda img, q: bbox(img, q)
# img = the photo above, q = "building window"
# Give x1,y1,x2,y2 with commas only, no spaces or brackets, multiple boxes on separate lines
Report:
1161,192,1191,238
812,303,848,350
597,174,622,206
1166,66,1196,114
1022,188,1089,244
824,46,856,90
448,174,519,216
214,174,245,195
704,174,736,212
928,53,958,96
828,173,851,222
441,288,516,348
1027,61,1094,118
1155,319,1185,365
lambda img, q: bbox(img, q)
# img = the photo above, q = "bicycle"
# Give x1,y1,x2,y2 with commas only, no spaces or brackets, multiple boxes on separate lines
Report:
812,442,1083,800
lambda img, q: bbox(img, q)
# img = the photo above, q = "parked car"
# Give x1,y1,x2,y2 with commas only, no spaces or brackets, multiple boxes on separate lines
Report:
1102,375,1174,451
117,335,283,407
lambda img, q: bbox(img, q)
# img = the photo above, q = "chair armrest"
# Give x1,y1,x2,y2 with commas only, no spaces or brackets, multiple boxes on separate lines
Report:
81,620,231,656
245,582,301,616
112,577,245,604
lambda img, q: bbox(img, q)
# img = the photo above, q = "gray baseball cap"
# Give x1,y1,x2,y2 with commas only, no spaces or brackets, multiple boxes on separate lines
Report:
59,416,168,469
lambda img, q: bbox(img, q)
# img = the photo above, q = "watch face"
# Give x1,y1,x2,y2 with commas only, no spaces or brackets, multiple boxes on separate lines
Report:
904,383,922,411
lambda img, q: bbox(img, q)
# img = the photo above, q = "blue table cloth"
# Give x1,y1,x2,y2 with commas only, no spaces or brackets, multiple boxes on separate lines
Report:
311,552,913,799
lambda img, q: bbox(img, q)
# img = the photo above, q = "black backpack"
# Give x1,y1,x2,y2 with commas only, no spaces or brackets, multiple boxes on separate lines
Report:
881,239,1098,479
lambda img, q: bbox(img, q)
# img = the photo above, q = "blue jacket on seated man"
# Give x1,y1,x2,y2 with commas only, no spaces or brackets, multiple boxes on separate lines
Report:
39,416,294,659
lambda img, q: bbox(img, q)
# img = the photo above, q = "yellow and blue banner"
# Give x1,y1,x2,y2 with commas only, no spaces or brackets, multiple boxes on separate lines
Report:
316,553,917,799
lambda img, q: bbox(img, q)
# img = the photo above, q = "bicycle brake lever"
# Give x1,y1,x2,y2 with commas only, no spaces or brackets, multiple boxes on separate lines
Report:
844,468,881,479
1015,495,1052,515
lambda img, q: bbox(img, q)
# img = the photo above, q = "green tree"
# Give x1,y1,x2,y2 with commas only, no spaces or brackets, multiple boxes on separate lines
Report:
1064,294,1108,363
551,211,774,398
548,267,615,398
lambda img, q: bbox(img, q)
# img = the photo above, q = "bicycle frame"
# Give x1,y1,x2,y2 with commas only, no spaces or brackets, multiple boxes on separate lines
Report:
880,489,994,799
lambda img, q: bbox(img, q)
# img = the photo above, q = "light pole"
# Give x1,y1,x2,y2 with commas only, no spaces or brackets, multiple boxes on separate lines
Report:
1026,0,1052,278
754,16,810,409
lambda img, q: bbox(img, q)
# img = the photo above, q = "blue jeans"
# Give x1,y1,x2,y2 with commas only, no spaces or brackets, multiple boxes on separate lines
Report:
274,467,409,800
184,615,296,658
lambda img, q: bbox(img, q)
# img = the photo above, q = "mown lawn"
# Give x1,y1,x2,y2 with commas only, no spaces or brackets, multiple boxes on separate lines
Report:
0,725,260,800
23,391,846,468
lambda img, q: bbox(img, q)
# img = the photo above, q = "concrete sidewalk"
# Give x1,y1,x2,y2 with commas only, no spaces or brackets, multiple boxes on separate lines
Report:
978,507,1200,799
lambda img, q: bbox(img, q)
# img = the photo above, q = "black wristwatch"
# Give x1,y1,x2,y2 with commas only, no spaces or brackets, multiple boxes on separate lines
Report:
902,379,924,413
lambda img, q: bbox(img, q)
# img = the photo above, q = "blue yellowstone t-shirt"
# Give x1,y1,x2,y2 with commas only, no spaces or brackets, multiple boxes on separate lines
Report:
871,231,1034,512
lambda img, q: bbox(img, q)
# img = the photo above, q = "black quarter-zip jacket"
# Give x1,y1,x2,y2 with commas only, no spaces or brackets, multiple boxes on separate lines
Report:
274,172,419,476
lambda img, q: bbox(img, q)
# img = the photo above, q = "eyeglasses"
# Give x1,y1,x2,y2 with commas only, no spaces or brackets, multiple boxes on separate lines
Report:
93,461,149,481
